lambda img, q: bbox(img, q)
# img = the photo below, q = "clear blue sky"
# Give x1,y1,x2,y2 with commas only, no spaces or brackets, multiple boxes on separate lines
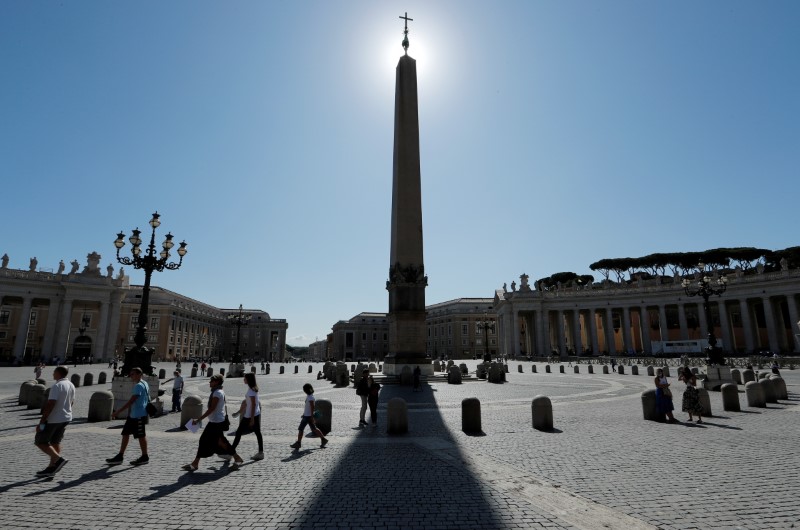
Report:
2,1,798,346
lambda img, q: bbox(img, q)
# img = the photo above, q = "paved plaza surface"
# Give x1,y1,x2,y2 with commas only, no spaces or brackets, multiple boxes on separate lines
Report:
0,361,797,530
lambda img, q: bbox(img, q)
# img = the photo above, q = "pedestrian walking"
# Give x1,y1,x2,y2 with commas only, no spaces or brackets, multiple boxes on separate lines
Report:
182,374,244,472
231,373,264,460
35,366,75,477
290,384,328,450
106,367,150,466
654,368,678,423
367,375,381,427
171,370,184,412
356,369,370,426
679,366,703,423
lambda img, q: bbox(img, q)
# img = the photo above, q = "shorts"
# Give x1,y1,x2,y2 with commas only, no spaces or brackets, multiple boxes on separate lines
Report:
121,416,148,439
34,422,69,445
298,415,316,432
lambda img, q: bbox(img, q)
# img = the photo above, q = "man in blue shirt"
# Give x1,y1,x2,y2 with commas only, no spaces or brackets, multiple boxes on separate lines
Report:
106,367,150,466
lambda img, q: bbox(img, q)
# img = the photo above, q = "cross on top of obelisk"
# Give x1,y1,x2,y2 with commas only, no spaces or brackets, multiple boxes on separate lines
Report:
399,12,413,54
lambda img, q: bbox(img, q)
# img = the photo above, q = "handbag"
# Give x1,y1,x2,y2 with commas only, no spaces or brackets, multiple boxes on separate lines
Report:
145,401,158,417
220,396,230,430
662,387,672,398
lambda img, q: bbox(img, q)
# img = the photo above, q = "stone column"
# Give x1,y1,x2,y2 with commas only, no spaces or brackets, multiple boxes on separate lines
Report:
785,295,800,353
717,301,734,353
658,304,669,343
95,299,110,359
535,310,547,357
738,299,756,353
106,292,125,359
13,296,34,359
41,297,61,356
604,308,617,354
588,308,599,355
556,310,566,358
762,296,781,353
511,309,521,358
677,303,689,340
572,310,583,355
639,306,652,353
54,298,74,360
622,306,633,355
697,302,708,340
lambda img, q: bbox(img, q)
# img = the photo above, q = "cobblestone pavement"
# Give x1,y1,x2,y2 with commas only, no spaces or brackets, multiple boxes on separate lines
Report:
1,362,798,529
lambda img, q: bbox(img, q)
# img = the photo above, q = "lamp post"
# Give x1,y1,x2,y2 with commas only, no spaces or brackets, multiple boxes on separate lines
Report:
476,310,495,363
228,304,251,365
73,311,90,366
681,263,728,365
114,212,187,375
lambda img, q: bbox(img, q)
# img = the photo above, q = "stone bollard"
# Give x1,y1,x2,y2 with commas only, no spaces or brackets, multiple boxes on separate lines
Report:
335,364,349,387
265,364,271,374
661,367,670,377
588,365,594,374
574,366,580,374
448,365,462,384
378,364,383,372
351,364,356,372
71,373,81,388
721,383,740,412
545,365,551,373
518,364,523,373
559,365,565,374
758,371,769,380
84,372,94,386
697,388,712,417
37,378,46,385
159,368,166,379
220,368,226,376
730,369,742,385
504,364,509,373
488,363,504,383
191,367,198,378
460,363,468,375
531,395,553,431
98,372,107,384
308,365,313,374
315,399,332,435
387,398,408,435
618,366,625,375
741,369,755,384
647,366,655,376
759,378,777,403
19,380,37,406
27,384,47,410
745,381,765,408
641,389,660,421
447,360,455,368
691,367,699,375
369,363,377,373
769,376,788,400
88,390,114,422
294,366,299,374
180,396,204,429
251,366,257,374
434,360,441,371
280,366,285,374
400,365,413,386
531,365,537,373
602,365,609,374
460,397,483,434
631,365,639,376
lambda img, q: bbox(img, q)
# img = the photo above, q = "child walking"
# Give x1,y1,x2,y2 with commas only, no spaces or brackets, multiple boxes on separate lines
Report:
290,384,328,450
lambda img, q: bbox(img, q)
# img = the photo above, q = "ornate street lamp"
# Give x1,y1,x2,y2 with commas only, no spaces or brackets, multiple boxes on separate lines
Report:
114,212,187,375
681,263,728,365
228,304,251,365
476,309,495,363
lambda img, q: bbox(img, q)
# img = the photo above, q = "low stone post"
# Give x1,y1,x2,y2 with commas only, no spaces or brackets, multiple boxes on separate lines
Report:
294,365,299,374
691,367,699,375
280,366,285,374
387,397,408,434
647,366,655,376
488,363,504,383
745,381,765,408
36,378,46,385
84,373,94,386
588,365,594,374
447,360,455,368
531,395,553,431
460,363,468,375
769,376,788,400
741,369,755,384
19,380,36,406
759,378,777,403
315,399,332,435
504,364,509,373
400,365,413,386
335,363,349,387
697,388,712,417
730,369,741,384
559,365,565,374
27,384,47,410
631,365,639,376
71,373,81,388
448,365,462,384
476,364,487,379
618,366,625,375
88,391,114,422
574,366,580,374
661,366,670,377
251,366,257,374
602,365,609,374
758,371,769,380
207,367,213,377
369,363,377,373
641,389,659,421
351,364,356,372
462,398,481,434
308,365,314,374
518,364,523,373
98,372,107,384
265,364,270,374
159,368,166,379
220,368,226,376
531,365,537,373
545,365,551,373
721,383,740,412
433,360,441,371
191,367,198,377
180,396,204,428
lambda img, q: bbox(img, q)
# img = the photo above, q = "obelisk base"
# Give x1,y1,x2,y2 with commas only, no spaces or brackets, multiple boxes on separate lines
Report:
382,354,434,376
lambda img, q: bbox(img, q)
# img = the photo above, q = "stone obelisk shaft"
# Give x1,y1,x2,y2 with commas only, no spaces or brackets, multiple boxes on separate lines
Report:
385,54,431,376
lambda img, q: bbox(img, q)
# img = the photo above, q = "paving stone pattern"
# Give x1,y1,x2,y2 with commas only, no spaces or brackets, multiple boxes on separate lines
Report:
0,362,797,529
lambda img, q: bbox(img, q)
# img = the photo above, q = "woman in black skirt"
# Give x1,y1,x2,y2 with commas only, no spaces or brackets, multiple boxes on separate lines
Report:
183,374,244,471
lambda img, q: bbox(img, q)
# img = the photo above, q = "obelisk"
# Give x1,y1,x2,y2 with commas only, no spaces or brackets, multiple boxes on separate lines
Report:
384,13,432,376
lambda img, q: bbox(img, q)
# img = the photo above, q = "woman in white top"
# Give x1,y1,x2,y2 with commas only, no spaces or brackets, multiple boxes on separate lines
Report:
183,374,244,471
231,373,264,460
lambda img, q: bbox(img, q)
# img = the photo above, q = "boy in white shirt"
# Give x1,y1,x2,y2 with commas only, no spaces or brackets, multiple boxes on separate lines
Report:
35,366,75,477
290,384,328,450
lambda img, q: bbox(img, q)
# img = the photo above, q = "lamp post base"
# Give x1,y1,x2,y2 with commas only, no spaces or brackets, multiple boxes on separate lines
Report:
122,346,155,377
705,346,725,367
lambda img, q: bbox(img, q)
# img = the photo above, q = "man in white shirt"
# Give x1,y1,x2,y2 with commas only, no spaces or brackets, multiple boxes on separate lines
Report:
35,366,75,477
171,370,184,412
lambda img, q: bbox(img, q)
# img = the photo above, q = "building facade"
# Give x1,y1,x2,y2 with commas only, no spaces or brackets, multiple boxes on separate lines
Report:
330,313,389,361
426,298,497,360
494,268,800,358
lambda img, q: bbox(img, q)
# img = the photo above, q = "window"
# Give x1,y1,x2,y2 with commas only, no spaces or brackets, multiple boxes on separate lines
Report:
130,316,138,329
0,310,9,325
383,333,387,341
476,338,482,345
490,339,496,346
29,311,38,326
0,331,6,339
475,325,482,335
448,324,452,336
462,339,468,346
255,331,261,339
150,317,159,330
461,324,468,334
362,332,367,340
372,332,377,341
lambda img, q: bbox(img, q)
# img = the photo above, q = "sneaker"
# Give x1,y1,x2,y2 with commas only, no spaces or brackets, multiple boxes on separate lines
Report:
219,454,232,461
54,458,68,473
251,452,264,461
130,455,150,466
181,463,197,472
106,454,124,465
232,411,240,418
36,466,56,477
320,438,328,448
290,442,301,449
230,462,240,471
359,419,367,425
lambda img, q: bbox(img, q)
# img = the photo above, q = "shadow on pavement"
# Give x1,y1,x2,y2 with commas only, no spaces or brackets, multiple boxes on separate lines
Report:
24,465,135,496
139,463,240,501
0,477,45,493
292,380,505,528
